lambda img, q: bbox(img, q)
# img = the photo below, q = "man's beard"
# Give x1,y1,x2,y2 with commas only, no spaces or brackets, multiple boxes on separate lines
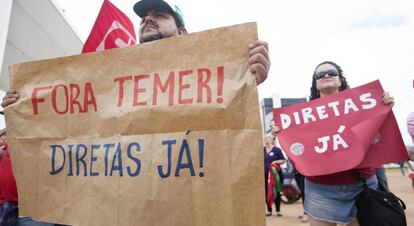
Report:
140,32,175,43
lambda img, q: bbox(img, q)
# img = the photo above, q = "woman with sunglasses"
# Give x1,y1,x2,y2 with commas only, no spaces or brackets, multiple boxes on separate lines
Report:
299,61,393,226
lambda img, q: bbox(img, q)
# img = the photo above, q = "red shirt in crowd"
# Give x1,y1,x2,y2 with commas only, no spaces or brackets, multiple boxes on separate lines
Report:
0,144,18,205
306,167,375,185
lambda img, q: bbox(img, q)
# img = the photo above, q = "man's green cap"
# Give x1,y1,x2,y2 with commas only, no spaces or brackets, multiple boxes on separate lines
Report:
133,0,185,28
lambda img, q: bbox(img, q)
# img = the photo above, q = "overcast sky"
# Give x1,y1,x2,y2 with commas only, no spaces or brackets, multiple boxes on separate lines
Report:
50,0,414,143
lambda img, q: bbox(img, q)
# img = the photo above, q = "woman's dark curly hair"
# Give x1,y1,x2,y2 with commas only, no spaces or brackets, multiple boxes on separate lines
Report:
309,61,350,100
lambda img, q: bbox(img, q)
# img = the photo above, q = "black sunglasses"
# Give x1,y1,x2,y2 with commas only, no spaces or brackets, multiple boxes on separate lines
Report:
314,70,339,80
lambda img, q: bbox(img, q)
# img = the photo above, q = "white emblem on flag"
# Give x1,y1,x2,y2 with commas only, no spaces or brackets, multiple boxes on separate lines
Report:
96,20,136,51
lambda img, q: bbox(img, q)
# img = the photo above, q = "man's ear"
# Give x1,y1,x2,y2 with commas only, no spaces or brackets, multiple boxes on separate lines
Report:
178,27,188,35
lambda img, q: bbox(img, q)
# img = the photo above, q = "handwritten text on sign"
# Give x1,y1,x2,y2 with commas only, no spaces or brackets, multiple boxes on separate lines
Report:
50,138,205,178
31,66,224,179
279,92,377,153
31,66,224,115
273,80,408,176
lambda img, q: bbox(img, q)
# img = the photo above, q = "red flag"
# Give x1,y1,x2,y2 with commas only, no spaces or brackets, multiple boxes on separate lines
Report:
82,0,136,53
273,80,408,176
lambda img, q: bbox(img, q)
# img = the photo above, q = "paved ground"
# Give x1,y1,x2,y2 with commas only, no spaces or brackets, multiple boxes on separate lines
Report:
266,168,413,225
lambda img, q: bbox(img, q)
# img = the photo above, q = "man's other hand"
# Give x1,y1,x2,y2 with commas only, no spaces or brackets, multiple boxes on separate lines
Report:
249,40,270,85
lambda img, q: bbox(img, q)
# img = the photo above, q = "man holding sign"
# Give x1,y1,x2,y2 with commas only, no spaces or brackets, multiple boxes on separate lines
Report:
272,61,406,226
1,0,270,106
134,0,270,84
1,1,269,225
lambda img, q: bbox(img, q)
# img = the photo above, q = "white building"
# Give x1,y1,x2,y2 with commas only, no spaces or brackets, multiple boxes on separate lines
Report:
0,0,83,92
260,95,307,134
0,0,83,129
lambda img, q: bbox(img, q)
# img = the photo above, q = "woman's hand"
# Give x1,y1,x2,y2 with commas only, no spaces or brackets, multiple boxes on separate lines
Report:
272,159,285,165
381,92,394,108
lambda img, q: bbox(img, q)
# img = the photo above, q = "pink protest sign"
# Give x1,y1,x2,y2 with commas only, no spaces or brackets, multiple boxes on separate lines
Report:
273,80,408,176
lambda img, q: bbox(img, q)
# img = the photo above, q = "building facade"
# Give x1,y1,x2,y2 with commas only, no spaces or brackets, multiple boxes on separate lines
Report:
261,96,307,134
0,0,83,92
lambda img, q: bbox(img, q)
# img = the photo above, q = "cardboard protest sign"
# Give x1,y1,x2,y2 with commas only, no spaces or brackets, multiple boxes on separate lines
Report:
273,80,408,176
6,23,264,226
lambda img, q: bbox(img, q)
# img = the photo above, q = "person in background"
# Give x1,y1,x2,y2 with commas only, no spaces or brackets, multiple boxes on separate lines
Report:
407,161,414,191
407,112,414,160
263,133,285,217
271,121,308,222
273,61,394,226
0,128,61,226
374,167,389,192
406,112,414,190
0,129,19,226
294,169,309,222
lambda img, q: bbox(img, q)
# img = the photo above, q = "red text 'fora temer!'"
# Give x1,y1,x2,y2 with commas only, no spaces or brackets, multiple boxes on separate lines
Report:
30,66,225,115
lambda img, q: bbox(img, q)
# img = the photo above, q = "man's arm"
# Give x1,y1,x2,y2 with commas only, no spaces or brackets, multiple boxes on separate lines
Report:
248,40,270,85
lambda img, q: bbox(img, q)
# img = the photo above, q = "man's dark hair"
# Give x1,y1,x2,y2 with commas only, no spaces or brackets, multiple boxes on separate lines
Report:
309,61,350,100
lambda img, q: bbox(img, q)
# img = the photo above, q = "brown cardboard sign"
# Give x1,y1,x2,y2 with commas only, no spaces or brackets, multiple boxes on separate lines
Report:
6,22,264,226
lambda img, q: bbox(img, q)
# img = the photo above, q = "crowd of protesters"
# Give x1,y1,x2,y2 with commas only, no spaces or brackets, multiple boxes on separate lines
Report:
0,0,412,226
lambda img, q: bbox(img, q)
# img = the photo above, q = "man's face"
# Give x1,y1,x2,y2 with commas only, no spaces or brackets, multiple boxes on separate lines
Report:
139,9,184,43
